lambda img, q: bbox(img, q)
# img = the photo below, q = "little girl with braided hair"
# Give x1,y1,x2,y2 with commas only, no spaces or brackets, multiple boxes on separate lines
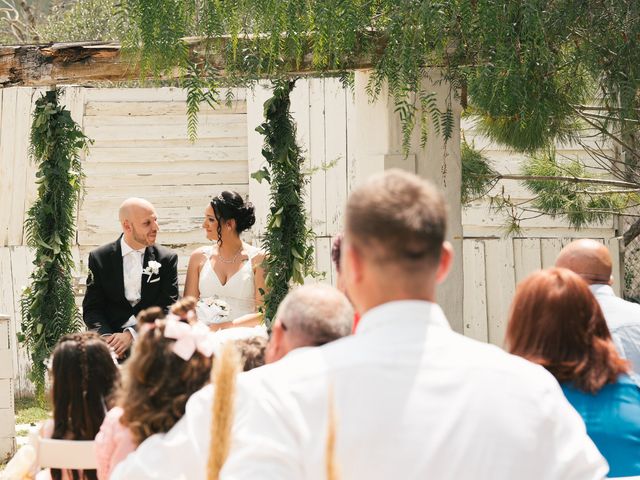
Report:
37,332,119,480
94,307,214,479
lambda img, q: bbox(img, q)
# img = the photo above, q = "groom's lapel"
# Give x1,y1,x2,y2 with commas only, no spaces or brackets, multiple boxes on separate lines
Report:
140,246,156,299
111,237,125,300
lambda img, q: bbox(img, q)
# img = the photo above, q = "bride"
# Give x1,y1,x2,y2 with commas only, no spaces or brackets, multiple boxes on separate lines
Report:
184,191,266,330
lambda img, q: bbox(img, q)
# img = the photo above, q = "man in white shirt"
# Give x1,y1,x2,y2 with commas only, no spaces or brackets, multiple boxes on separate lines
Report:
82,198,178,358
110,284,354,479
220,170,607,480
556,238,640,373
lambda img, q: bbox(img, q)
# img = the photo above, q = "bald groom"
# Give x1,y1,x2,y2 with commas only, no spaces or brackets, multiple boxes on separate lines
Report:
82,198,179,357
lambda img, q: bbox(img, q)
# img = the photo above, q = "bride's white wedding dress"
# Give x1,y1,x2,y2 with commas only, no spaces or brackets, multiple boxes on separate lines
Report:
198,243,268,347
198,243,261,322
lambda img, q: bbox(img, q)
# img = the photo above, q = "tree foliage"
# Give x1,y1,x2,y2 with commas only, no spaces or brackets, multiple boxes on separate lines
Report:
20,89,89,401
254,80,315,325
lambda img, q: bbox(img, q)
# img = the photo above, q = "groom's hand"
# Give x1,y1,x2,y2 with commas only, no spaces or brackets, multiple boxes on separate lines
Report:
106,332,133,358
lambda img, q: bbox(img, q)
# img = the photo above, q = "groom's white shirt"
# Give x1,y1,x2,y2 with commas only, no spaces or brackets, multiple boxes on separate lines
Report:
112,301,607,480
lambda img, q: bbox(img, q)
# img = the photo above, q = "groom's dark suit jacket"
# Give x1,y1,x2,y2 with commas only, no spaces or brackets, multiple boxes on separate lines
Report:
82,236,179,335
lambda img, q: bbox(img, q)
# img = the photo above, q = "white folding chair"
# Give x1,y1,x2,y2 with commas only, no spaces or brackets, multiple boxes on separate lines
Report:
29,431,98,471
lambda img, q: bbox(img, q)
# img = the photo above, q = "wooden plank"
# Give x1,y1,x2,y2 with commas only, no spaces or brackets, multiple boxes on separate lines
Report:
84,112,247,127
86,146,248,163
246,82,274,236
60,86,86,128
289,78,312,232
513,238,542,284
84,159,246,176
463,225,617,239
84,122,246,142
0,88,17,247
345,86,357,194
308,78,327,236
462,203,615,230
484,239,515,347
83,169,247,188
0,250,15,378
306,237,332,285
84,87,247,103
90,137,247,149
84,100,246,117
609,236,622,296
462,239,488,342
9,247,35,396
0,318,8,351
22,88,47,228
8,88,35,246
540,238,564,268
323,79,348,235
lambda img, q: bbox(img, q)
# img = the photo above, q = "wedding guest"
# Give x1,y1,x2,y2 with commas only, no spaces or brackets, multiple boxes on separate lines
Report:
170,296,198,323
95,307,213,479
506,267,640,478
184,191,266,331
82,197,179,358
38,332,119,480
235,336,267,371
221,170,606,479
110,284,353,479
556,239,640,373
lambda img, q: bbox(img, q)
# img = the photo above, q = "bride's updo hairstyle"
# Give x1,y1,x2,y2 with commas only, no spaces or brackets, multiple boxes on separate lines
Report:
210,191,256,244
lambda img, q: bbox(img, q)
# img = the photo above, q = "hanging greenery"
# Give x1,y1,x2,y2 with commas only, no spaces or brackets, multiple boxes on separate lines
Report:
20,89,89,400
253,79,315,325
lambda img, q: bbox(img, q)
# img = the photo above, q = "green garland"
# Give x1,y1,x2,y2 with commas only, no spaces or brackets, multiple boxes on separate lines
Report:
20,90,89,400
254,80,315,325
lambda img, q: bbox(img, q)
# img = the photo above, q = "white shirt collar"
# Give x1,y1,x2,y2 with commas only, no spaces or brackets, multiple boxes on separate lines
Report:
356,300,450,334
120,236,146,257
589,284,615,297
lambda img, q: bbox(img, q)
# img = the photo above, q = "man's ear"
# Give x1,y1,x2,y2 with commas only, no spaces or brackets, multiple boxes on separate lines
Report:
342,241,364,284
435,241,453,285
122,219,131,233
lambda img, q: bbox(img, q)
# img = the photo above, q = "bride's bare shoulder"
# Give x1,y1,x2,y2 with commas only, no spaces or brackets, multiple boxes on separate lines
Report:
189,246,213,261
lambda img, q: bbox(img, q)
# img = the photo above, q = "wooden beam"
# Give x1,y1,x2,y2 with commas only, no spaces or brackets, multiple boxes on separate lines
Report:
0,38,383,87
0,43,140,87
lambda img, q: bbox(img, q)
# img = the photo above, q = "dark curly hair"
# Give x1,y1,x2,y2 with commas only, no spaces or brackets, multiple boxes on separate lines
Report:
211,191,256,245
119,309,213,445
50,332,119,480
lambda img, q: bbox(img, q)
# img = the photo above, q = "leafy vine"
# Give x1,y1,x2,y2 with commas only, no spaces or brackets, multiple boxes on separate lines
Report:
253,79,316,325
20,89,90,400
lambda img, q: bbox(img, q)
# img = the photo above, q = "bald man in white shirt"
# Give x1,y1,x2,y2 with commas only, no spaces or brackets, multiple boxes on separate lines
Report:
221,170,607,480
556,238,640,373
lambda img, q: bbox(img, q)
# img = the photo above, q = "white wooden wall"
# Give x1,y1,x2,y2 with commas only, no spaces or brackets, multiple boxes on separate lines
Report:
0,81,354,396
0,314,15,460
462,121,621,345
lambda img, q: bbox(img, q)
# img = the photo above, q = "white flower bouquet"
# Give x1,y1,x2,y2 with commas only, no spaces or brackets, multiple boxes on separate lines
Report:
196,296,230,326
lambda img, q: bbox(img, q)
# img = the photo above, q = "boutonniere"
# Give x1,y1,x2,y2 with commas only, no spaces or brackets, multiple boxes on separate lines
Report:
142,260,162,283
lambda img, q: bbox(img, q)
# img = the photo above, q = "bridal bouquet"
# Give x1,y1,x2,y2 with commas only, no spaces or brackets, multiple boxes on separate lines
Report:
197,296,230,326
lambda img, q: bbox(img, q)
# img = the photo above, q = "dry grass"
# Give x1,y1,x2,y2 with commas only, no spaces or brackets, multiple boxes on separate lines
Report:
207,341,241,480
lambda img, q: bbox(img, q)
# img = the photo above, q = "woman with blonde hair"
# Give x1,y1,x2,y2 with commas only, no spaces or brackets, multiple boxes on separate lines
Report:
506,267,640,477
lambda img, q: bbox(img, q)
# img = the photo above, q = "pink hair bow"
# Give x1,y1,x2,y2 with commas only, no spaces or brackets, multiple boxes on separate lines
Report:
164,320,215,361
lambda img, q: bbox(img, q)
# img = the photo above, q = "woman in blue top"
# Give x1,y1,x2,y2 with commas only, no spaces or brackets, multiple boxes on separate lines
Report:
506,267,640,478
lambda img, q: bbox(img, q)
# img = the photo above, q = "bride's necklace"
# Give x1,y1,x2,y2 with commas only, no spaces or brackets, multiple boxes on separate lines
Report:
218,246,243,264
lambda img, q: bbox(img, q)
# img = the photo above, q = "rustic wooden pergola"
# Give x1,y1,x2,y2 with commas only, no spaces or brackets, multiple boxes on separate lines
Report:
0,39,381,87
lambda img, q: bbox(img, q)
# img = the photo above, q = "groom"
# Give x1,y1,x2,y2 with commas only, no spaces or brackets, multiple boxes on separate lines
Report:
82,198,179,358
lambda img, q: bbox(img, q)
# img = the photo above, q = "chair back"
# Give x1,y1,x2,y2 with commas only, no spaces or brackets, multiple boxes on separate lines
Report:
29,431,98,470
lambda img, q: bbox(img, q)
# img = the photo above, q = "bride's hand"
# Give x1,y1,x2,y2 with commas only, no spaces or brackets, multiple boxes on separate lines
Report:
209,321,233,332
